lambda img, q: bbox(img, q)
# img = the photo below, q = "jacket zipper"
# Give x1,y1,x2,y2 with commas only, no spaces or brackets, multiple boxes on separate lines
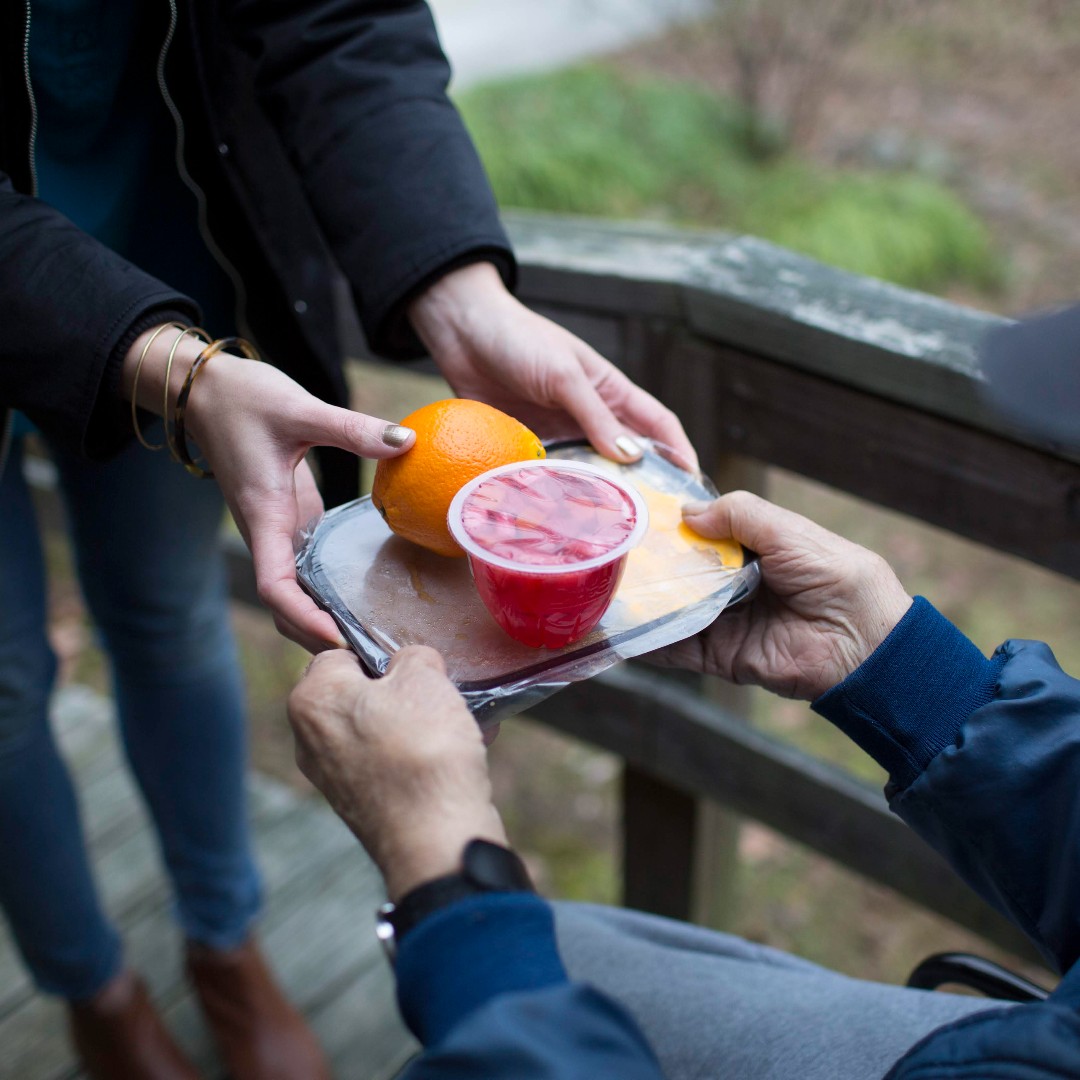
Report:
156,0,249,334
3,1,252,479
22,1,39,196
26,0,251,324
3,4,33,476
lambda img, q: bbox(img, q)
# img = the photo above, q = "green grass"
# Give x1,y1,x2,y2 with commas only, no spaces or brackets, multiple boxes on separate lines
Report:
458,65,1004,293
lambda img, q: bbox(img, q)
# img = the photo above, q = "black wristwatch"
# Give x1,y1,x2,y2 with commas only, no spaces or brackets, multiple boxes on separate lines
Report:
376,839,534,964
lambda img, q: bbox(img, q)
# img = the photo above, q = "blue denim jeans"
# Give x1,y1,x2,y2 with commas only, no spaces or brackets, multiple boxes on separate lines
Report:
0,431,261,999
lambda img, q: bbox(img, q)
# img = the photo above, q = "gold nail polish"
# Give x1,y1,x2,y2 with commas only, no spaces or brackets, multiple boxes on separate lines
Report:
382,424,412,448
615,434,642,459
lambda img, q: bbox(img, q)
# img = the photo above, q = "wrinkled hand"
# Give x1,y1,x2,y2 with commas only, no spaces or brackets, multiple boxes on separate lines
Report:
410,262,698,470
123,326,415,653
287,647,506,900
652,492,912,700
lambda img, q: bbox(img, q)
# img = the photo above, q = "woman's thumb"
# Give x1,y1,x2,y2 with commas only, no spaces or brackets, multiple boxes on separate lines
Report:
303,403,415,459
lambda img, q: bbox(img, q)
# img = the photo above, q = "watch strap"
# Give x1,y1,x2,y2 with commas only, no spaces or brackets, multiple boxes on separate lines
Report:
386,839,534,943
387,875,488,941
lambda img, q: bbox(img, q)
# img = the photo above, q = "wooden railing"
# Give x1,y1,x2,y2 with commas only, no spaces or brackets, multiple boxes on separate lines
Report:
496,211,1080,964
31,211,1080,964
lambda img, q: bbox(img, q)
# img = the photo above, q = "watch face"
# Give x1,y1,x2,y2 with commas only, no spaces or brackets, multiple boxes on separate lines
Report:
463,839,534,892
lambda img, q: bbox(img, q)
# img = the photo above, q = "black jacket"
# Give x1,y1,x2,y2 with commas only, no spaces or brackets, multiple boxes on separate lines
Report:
0,0,514,497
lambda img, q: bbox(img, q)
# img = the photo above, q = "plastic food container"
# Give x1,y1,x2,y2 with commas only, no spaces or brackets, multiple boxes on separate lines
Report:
295,439,760,726
447,460,649,649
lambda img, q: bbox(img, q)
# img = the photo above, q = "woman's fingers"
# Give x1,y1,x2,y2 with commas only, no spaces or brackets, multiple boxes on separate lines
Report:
296,402,415,459
246,504,347,652
268,577,346,653
557,374,642,463
565,345,698,469
601,371,698,471
293,458,325,538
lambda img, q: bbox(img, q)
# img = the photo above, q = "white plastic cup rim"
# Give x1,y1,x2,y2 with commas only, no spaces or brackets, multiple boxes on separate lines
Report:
446,459,649,575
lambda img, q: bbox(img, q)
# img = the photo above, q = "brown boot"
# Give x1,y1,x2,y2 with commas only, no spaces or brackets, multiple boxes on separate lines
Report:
185,938,330,1080
67,968,201,1080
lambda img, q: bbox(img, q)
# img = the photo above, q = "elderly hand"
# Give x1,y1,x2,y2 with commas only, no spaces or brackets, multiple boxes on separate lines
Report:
409,262,698,471
653,492,912,700
287,647,506,900
123,325,416,653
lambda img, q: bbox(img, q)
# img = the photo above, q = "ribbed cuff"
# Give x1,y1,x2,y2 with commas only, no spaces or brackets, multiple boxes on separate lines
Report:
395,892,567,1046
812,597,1007,791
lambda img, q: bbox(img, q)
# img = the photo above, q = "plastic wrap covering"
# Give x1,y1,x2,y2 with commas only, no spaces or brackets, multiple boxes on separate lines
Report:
296,440,760,726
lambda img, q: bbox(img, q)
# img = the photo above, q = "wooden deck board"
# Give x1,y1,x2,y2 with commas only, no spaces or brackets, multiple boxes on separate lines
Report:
0,741,329,1019
0,688,413,1080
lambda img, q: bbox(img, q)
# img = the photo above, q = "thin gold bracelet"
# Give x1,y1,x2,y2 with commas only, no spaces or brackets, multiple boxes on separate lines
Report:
162,326,209,463
173,336,260,479
130,322,185,451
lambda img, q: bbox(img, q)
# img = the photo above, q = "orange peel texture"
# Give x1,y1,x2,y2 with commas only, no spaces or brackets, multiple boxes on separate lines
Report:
371,398,545,557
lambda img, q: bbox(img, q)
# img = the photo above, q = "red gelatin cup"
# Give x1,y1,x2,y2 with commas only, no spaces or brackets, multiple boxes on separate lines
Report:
447,460,649,648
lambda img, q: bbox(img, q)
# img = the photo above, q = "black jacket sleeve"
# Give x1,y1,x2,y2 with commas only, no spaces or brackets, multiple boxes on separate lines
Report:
0,173,198,457
224,0,515,358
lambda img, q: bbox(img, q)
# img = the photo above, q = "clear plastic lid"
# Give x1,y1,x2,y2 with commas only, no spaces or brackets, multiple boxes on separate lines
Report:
447,459,649,572
296,440,760,726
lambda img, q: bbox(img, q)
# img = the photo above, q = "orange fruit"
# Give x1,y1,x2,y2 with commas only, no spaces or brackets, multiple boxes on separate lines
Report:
371,398,545,557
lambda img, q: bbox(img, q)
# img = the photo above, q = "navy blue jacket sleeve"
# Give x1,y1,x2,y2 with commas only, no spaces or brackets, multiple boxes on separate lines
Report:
225,0,515,359
395,893,663,1079
815,600,1080,1076
814,598,1080,973
885,994,1080,1080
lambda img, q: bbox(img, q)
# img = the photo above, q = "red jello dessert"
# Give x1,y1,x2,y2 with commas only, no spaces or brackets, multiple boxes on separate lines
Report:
447,460,648,648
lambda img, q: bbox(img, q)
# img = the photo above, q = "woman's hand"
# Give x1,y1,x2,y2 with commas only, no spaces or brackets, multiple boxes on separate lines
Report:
123,325,415,653
652,492,913,700
409,262,698,471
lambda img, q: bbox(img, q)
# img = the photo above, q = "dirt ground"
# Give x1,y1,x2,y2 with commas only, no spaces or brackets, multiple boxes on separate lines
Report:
616,0,1080,313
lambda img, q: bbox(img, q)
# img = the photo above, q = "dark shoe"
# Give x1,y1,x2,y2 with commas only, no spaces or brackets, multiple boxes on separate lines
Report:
185,938,330,1080
67,968,201,1080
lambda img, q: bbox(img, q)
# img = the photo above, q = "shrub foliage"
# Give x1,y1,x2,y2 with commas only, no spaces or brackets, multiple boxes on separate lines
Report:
458,66,1003,294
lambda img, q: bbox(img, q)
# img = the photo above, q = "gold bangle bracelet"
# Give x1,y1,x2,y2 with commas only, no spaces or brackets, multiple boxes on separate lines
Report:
130,322,185,451
173,336,260,479
162,326,209,463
